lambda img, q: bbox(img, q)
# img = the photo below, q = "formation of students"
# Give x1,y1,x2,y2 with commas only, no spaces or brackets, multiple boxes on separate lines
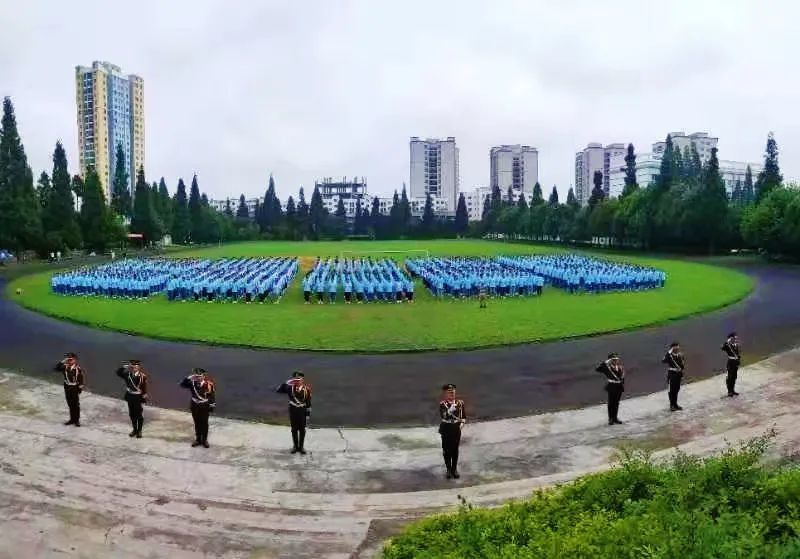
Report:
166,257,297,303
406,257,545,298
301,257,414,303
50,257,297,303
500,254,667,294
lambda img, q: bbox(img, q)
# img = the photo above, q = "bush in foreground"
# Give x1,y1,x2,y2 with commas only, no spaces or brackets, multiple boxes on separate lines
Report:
383,434,800,559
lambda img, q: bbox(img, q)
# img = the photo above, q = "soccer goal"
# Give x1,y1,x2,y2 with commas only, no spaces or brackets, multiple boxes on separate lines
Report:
339,249,430,262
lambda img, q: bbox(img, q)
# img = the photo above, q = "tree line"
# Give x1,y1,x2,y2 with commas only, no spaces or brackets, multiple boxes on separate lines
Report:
0,94,797,259
478,133,798,258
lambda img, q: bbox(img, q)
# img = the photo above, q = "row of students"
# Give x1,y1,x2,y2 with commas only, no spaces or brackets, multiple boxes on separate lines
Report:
302,257,414,304
405,257,545,298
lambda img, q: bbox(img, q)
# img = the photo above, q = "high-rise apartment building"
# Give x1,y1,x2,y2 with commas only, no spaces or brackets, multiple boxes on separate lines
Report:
489,144,538,198
574,142,627,205
652,131,717,163
409,137,459,212
75,61,144,200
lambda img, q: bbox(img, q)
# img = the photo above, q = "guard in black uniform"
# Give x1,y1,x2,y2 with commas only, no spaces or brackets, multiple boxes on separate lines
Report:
662,342,685,411
180,368,216,447
276,371,312,454
721,332,741,397
54,352,85,426
116,360,149,438
596,352,625,425
439,383,466,479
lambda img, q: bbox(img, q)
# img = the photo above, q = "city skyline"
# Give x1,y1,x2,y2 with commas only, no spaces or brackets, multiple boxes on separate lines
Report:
2,1,799,201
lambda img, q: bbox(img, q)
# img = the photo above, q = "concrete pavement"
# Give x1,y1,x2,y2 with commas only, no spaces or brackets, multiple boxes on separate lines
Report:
1,349,799,558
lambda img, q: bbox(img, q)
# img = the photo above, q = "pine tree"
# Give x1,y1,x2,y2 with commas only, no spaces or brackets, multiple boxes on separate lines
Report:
45,141,81,249
622,143,637,197
743,165,755,204
285,195,297,238
755,132,783,203
697,147,729,252
36,172,51,209
297,186,309,239
421,193,435,231
656,134,675,189
517,191,528,211
150,181,161,223
157,178,172,233
455,192,469,235
266,175,283,231
731,181,743,206
682,145,693,181
72,175,85,201
353,198,363,235
131,166,163,244
335,197,346,218
548,186,559,206
690,143,702,181
400,184,411,230
481,194,491,222
171,178,191,244
224,198,233,218
506,186,515,206
531,182,544,206
80,166,111,251
566,187,579,209
673,145,684,182
188,175,203,242
589,171,605,208
236,194,249,219
309,184,325,238
0,97,41,254
389,190,400,234
490,184,503,211
110,143,131,217
261,175,278,232
370,195,381,232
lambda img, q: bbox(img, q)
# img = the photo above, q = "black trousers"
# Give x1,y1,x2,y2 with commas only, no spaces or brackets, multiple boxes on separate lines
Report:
64,385,80,424
667,372,683,408
726,360,739,394
191,401,210,443
606,383,623,421
289,406,307,450
439,423,461,473
125,392,144,433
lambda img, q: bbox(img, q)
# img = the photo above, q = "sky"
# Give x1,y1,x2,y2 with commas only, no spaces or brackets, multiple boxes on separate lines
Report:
1,0,798,202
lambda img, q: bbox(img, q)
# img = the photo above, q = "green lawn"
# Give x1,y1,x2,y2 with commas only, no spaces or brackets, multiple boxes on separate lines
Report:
6,240,753,352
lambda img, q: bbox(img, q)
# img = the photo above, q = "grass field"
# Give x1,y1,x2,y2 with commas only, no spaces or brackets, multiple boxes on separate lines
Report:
6,240,754,352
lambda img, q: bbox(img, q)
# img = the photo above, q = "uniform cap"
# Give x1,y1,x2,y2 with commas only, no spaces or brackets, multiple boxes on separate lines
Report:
292,371,305,378
65,352,78,359
128,359,142,365
192,367,207,374
728,332,737,338
442,383,456,391
670,342,679,348
608,352,619,359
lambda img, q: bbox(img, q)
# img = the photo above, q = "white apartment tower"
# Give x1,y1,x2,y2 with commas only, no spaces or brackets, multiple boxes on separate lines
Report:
574,142,627,205
410,137,459,212
489,145,538,198
653,132,718,163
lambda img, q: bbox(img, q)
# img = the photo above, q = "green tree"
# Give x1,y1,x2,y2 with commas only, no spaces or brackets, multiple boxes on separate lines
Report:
548,186,559,206
743,165,755,204
656,134,675,190
110,143,131,218
370,195,381,234
481,194,491,223
455,192,469,235
588,171,605,209
296,186,309,239
389,190,401,235
517,191,528,211
224,198,234,218
531,182,544,206
689,143,702,182
80,166,112,251
682,147,730,253
188,175,203,242
72,174,84,201
285,195,297,238
171,178,191,244
309,183,326,238
755,132,782,203
622,143,637,197
36,172,51,210
742,187,800,257
566,187,579,210
45,141,81,249
131,167,163,244
150,181,161,223
335,197,346,219
490,184,503,211
505,186,514,206
400,184,411,231
0,97,41,254
157,178,172,233
421,193,435,233
236,194,249,219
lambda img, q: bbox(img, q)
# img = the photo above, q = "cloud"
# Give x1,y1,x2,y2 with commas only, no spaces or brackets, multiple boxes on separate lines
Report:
1,0,798,203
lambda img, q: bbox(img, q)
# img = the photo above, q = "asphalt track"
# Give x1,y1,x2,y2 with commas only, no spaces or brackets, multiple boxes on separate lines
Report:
2,260,799,427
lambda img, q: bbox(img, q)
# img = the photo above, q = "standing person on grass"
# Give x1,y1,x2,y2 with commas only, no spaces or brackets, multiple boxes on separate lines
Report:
180,368,216,448
439,383,466,479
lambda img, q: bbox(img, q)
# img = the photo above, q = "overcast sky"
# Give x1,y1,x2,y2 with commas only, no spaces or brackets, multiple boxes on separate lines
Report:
1,1,798,201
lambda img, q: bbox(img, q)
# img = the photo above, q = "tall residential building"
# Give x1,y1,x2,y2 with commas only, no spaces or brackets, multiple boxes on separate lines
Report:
75,61,144,200
463,186,491,222
489,145,538,198
574,142,627,205
316,176,368,218
409,137,459,212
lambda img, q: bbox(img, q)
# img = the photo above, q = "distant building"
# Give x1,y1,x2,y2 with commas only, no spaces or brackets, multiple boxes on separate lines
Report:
489,145,538,198
608,151,763,199
316,177,368,218
652,131,718,163
75,61,144,200
409,137,459,212
574,143,625,205
463,186,491,222
209,197,263,217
